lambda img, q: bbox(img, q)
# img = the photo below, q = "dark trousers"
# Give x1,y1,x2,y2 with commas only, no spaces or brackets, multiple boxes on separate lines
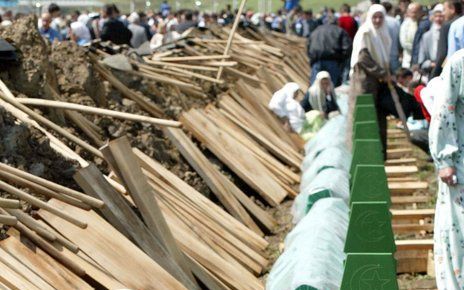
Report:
310,60,342,87
410,129,430,154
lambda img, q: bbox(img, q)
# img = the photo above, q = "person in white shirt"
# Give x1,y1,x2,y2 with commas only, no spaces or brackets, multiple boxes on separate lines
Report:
399,3,421,68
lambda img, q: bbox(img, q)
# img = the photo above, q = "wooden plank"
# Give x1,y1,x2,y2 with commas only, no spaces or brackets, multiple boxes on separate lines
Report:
74,163,199,287
103,137,198,289
391,196,432,204
387,148,413,159
134,149,269,252
385,158,417,166
160,203,265,290
388,177,419,182
164,127,272,233
0,259,42,290
385,165,418,177
391,209,435,220
38,199,189,290
181,109,287,206
395,250,429,273
396,240,434,251
392,223,434,233
388,181,428,194
16,98,181,127
0,247,55,290
1,233,91,290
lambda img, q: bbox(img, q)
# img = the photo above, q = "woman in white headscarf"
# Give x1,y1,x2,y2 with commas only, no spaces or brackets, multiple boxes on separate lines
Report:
350,4,392,157
269,82,305,133
300,71,339,118
269,83,325,141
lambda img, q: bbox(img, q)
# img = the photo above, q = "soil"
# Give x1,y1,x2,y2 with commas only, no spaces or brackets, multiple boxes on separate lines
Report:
50,41,106,105
0,15,55,97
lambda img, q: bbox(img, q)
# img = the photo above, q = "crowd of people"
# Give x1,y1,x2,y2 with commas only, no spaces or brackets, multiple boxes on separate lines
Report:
1,0,464,288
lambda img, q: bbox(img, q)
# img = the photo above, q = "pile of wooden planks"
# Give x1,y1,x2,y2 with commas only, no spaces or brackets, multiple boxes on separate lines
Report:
0,16,311,288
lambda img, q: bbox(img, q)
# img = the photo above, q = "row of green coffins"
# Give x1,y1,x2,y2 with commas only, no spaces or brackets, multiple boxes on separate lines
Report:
341,94,399,290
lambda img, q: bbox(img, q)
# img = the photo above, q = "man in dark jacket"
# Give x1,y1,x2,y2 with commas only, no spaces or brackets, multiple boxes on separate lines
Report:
431,0,462,77
308,20,352,86
100,4,132,45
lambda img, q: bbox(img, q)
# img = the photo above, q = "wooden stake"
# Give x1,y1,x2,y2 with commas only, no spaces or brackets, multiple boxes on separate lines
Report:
0,180,87,229
15,98,181,128
216,0,248,80
0,162,104,209
0,214,17,226
0,198,20,209
0,82,103,158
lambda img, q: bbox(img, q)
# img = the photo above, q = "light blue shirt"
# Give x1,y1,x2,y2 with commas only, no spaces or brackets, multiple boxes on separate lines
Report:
447,16,464,58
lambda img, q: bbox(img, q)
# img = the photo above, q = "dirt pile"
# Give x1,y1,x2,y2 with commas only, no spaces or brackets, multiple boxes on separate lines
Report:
50,42,106,105
0,107,77,188
0,15,57,97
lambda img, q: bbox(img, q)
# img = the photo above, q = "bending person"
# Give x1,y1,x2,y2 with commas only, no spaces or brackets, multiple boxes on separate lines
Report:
300,71,339,118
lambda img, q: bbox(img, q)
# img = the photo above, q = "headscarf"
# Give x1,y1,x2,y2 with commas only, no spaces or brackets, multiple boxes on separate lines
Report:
269,83,305,133
351,4,392,70
307,71,336,112
269,82,300,118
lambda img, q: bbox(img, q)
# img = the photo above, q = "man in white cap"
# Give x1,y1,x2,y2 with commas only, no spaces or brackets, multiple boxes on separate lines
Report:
127,12,148,48
418,4,444,80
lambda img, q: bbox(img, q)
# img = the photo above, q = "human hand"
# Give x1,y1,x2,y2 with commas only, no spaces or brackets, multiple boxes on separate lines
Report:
439,167,457,186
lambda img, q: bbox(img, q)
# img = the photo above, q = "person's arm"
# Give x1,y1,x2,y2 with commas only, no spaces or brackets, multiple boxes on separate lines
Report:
356,48,387,80
447,24,457,58
429,58,460,184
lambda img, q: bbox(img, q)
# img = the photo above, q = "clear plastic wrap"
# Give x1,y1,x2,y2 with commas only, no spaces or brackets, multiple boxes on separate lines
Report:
266,198,349,290
300,146,352,191
293,168,350,224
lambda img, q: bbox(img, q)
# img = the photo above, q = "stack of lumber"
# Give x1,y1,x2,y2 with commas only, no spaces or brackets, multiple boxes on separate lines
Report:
0,24,309,290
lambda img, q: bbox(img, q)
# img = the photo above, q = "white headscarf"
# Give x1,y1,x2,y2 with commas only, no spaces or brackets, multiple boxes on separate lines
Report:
269,83,305,133
269,82,300,118
351,4,392,70
307,71,336,112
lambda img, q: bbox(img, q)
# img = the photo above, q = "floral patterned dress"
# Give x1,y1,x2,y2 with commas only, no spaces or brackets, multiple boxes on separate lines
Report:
429,49,464,290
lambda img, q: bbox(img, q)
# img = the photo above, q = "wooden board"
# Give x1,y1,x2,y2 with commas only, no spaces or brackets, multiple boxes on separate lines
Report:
181,109,287,206
134,148,269,252
391,209,435,220
396,240,434,251
388,181,428,195
391,196,432,204
385,158,417,166
385,166,418,177
104,137,198,289
0,247,54,290
387,148,413,159
74,163,196,287
38,199,188,290
165,127,275,233
0,236,92,290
